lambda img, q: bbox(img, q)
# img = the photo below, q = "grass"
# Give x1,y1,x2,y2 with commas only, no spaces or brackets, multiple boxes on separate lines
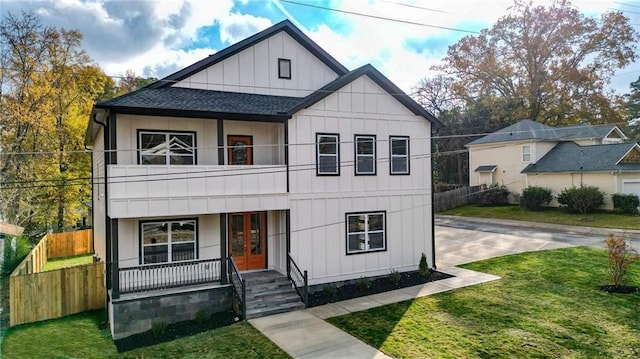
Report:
2,310,290,358
42,254,95,272
441,204,640,230
328,247,640,358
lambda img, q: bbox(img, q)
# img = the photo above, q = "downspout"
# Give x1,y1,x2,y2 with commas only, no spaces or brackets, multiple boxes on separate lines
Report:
84,144,94,254
92,112,109,326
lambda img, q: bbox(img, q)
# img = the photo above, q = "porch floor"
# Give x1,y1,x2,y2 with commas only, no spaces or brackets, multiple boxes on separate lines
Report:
114,282,228,301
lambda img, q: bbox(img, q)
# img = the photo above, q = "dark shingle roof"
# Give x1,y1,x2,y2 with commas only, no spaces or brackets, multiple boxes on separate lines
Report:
95,87,302,119
475,165,498,172
467,119,622,146
521,142,640,173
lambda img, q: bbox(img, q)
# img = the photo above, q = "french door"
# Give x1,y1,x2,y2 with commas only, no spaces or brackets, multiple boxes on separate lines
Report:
229,212,266,271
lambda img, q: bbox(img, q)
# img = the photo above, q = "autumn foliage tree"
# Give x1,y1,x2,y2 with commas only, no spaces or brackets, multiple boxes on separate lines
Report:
435,0,639,126
0,12,112,237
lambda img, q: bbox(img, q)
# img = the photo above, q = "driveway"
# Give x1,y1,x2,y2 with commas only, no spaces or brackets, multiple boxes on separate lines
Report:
435,215,640,267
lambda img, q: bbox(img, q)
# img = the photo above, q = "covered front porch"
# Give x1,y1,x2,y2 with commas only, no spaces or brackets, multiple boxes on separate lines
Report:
108,210,293,299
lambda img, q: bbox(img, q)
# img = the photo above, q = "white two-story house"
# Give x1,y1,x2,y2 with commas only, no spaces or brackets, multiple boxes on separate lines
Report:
85,20,441,339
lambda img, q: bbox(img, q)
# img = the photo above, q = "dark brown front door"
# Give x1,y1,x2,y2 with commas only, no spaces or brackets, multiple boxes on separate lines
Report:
229,212,266,271
228,135,253,165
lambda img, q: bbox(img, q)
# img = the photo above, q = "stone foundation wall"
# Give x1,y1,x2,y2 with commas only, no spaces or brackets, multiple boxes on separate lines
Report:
111,285,232,340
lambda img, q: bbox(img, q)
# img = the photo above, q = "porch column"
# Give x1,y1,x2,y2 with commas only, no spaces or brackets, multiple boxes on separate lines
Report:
285,209,291,277
217,120,224,165
284,120,289,192
110,218,120,299
220,213,228,284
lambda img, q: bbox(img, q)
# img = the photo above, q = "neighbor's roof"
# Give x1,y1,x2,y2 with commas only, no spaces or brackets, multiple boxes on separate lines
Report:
0,222,24,236
467,119,623,146
521,142,640,173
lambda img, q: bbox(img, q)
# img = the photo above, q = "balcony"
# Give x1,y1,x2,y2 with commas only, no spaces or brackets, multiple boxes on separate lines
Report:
107,165,289,218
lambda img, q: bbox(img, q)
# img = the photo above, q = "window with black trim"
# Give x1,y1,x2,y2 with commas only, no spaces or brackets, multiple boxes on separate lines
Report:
141,219,197,264
139,131,195,165
355,135,376,175
346,211,386,254
316,133,340,175
390,136,410,175
278,58,291,79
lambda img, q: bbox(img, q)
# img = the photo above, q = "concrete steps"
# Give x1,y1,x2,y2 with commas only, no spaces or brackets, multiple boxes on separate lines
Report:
243,271,305,319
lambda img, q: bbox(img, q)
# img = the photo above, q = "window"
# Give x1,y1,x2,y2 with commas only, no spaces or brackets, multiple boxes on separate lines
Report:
390,136,410,175
141,219,197,264
355,135,376,175
316,133,340,175
346,211,386,254
139,131,195,165
522,145,531,162
278,58,291,79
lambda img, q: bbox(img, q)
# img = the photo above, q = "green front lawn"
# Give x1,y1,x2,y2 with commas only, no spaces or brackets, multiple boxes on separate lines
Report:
441,204,640,230
42,254,95,272
2,311,290,358
328,247,640,358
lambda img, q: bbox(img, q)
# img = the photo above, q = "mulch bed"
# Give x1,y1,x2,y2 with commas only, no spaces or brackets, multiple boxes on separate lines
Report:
308,269,453,307
598,285,639,294
114,310,239,352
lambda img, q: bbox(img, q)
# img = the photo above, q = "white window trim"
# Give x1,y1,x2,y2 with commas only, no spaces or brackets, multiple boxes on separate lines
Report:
346,211,386,255
522,144,531,162
316,133,340,175
355,135,376,175
390,136,410,175
138,131,196,165
141,219,198,265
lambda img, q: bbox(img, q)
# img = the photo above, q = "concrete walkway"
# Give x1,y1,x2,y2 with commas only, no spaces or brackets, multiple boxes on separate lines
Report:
249,267,500,359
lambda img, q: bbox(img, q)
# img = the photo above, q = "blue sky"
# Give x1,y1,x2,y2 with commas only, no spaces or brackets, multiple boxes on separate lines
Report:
1,0,639,94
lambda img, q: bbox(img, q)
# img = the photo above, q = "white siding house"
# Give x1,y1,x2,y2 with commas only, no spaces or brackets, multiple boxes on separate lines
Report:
85,20,441,339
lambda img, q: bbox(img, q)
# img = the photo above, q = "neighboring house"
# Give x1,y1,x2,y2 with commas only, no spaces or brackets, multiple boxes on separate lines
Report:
467,119,640,209
85,20,441,339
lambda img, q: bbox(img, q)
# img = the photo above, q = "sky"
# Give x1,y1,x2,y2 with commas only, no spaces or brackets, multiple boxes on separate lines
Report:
1,0,639,95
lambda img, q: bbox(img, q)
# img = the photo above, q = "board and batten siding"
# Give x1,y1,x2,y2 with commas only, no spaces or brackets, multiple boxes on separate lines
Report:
287,74,433,285
117,214,220,269
92,126,107,263
173,31,339,97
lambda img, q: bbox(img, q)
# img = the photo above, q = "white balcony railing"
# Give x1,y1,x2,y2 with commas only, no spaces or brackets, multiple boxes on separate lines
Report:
107,165,289,217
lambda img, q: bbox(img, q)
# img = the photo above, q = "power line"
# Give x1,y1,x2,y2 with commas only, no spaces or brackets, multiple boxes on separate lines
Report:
279,0,480,34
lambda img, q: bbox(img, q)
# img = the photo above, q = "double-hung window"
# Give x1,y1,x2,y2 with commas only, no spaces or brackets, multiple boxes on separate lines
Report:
316,133,340,175
141,219,197,264
522,145,531,162
139,131,196,165
355,135,376,175
346,211,386,254
390,136,410,175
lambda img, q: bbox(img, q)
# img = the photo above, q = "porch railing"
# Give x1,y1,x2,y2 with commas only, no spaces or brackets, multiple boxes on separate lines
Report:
119,258,221,294
228,256,246,319
287,253,308,308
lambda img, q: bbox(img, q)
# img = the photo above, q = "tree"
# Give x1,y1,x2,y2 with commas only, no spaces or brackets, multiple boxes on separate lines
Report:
117,69,157,94
626,76,640,142
436,0,639,126
0,12,110,237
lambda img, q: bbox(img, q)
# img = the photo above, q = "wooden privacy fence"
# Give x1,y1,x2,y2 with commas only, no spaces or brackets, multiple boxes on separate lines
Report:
10,262,105,326
10,229,104,327
434,185,483,212
47,229,93,259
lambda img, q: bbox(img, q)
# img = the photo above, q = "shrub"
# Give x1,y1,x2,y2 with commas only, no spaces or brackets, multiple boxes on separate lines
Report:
151,321,168,336
194,310,210,325
520,186,553,211
556,186,604,214
356,277,371,292
604,235,640,287
475,184,510,206
418,253,429,277
612,193,639,215
388,269,402,285
322,284,338,298
1,235,31,277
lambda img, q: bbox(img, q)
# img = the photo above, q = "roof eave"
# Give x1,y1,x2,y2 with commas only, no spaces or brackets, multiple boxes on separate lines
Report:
94,105,290,122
